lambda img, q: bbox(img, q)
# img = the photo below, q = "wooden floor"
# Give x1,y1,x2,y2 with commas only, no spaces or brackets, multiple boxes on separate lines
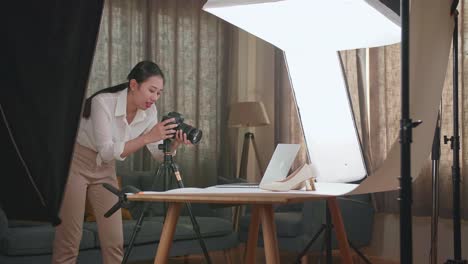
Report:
129,245,399,264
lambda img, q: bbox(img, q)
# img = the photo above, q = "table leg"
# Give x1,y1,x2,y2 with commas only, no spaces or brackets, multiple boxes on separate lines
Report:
260,205,280,264
154,203,182,264
327,197,353,264
244,205,261,264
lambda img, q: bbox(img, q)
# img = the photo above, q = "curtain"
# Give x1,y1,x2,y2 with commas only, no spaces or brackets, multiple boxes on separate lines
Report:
341,46,402,212
87,0,228,188
339,49,373,174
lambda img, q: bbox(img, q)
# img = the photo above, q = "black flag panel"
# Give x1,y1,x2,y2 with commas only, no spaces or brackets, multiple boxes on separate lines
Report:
379,0,400,15
0,0,104,224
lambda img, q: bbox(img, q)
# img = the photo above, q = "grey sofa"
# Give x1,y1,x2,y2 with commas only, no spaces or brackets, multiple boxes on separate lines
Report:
0,171,239,264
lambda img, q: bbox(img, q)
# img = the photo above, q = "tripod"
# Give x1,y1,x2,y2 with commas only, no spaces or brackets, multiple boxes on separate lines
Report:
293,199,371,264
107,139,212,264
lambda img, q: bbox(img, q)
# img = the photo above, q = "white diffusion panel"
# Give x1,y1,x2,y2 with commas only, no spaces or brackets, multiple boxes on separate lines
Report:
203,0,400,51
285,48,366,182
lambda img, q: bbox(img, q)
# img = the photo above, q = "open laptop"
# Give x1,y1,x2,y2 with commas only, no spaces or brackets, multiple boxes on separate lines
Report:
216,143,301,188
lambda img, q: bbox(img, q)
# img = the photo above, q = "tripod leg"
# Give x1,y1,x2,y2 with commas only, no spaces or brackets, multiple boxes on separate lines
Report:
294,202,339,264
232,205,240,231
171,164,212,264
296,200,370,264
348,240,371,264
163,164,170,218
293,224,326,264
250,135,264,176
122,165,164,264
184,202,212,264
319,235,326,264
239,132,252,179
122,203,149,264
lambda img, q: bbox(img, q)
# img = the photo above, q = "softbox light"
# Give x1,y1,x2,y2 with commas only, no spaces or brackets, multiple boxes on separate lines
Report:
203,0,453,194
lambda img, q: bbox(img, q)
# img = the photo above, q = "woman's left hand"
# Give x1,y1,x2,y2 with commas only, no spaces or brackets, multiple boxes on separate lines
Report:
171,130,192,149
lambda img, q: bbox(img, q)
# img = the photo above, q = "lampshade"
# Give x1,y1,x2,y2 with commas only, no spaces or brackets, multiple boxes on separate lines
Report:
228,101,270,128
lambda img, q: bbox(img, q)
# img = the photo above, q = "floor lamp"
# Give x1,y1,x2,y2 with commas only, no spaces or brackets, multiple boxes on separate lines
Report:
228,101,270,180
228,101,270,230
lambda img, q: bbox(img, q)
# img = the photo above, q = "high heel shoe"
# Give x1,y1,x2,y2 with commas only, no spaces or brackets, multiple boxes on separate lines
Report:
260,163,315,192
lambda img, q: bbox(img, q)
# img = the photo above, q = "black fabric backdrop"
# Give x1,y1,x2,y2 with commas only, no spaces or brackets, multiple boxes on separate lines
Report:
0,0,103,224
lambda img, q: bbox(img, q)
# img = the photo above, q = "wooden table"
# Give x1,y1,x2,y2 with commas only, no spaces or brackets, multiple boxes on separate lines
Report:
127,190,353,264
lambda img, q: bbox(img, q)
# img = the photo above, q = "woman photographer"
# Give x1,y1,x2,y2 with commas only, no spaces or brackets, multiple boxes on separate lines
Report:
52,61,190,264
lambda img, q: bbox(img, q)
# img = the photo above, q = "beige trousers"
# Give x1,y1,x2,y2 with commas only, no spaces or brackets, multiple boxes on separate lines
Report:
52,144,124,264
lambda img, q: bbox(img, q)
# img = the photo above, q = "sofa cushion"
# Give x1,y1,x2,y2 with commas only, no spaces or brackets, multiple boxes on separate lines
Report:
85,215,233,246
83,218,164,246
167,216,233,240
0,222,96,256
123,219,164,246
240,211,303,237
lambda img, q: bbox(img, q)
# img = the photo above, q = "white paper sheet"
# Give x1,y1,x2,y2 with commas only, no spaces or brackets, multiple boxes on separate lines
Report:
128,182,358,197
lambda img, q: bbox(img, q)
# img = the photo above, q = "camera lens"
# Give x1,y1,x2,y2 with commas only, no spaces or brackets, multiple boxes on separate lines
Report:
178,123,202,144
161,112,203,145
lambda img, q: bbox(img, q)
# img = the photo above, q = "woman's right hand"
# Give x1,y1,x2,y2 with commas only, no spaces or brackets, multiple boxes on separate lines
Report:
145,118,178,143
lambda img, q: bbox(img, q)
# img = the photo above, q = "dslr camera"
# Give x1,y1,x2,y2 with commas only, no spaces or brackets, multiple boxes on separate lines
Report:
161,112,202,144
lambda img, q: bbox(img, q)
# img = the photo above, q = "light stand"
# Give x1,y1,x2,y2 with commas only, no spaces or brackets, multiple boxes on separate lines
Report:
399,0,419,262
104,139,212,264
444,3,467,263
431,112,441,264
293,199,371,264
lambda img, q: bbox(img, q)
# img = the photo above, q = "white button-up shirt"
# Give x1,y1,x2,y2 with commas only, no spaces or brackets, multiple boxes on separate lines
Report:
77,88,162,166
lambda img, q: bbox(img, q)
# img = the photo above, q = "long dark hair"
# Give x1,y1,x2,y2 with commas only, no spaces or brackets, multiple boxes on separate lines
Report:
82,61,165,118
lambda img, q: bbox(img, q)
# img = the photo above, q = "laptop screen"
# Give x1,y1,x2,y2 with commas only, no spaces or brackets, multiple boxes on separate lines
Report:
259,144,301,185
